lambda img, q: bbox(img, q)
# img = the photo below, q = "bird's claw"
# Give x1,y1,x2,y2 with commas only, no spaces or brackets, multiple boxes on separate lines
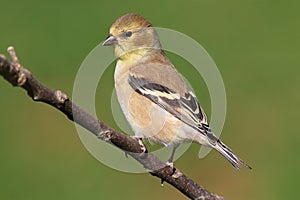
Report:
166,161,174,169
131,136,147,155
124,152,129,158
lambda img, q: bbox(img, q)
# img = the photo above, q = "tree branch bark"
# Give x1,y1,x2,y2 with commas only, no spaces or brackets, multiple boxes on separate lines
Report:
0,46,225,200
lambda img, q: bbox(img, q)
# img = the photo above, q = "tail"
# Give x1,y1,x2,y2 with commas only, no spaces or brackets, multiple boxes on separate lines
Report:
214,139,252,170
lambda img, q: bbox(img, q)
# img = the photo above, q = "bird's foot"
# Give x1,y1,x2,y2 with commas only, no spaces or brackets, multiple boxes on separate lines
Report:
166,161,174,169
131,136,147,156
165,161,182,178
165,161,177,177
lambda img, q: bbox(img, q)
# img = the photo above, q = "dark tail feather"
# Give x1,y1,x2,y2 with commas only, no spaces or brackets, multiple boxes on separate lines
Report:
214,139,252,170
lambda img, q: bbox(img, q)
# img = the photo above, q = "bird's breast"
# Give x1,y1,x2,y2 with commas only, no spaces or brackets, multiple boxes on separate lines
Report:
114,73,196,146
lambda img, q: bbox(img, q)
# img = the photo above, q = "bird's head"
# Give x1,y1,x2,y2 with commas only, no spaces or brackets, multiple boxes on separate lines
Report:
102,14,161,60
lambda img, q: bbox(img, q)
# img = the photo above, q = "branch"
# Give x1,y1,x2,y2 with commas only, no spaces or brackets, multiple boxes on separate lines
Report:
0,47,225,200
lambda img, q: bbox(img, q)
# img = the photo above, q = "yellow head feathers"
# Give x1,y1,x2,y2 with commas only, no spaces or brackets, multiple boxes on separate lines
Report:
109,14,152,36
103,14,161,60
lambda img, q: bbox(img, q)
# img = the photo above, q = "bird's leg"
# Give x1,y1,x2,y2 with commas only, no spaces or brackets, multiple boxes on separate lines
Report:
166,145,178,169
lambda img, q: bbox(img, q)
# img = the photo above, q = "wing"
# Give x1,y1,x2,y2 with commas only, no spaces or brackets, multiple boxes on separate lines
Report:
128,74,212,138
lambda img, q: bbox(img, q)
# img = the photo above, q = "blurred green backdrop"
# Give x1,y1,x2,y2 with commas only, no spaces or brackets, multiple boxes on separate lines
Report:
0,0,299,199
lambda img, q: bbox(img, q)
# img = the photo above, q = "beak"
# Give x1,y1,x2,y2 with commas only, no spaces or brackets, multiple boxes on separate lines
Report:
102,35,117,46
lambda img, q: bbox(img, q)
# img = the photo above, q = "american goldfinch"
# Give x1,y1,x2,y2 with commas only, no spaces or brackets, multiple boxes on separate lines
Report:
102,13,251,169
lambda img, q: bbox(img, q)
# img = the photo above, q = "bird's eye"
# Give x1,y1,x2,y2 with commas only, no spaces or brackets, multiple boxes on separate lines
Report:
125,31,132,37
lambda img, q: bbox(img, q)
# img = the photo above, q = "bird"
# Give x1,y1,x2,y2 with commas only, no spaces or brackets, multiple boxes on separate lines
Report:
102,13,251,170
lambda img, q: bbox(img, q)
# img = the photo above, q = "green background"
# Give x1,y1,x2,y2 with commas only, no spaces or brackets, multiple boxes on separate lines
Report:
0,0,299,199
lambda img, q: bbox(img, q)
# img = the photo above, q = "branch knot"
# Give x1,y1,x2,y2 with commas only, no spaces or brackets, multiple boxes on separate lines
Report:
55,90,68,105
